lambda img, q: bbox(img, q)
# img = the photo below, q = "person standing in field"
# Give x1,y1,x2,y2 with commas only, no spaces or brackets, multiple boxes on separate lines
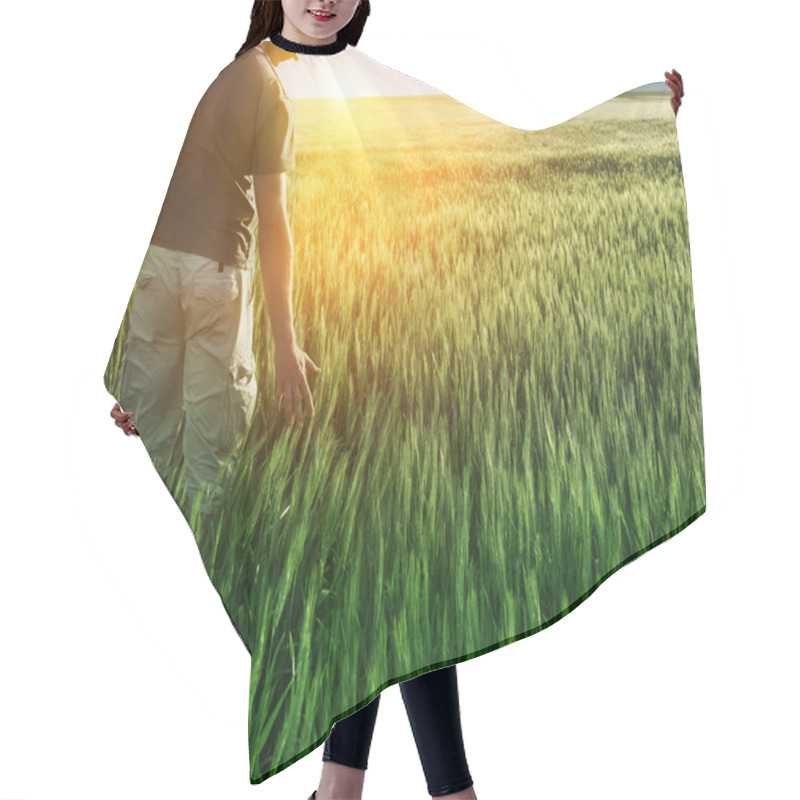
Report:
110,2,321,517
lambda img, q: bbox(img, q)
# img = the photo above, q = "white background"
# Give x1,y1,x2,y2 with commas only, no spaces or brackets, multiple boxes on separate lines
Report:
1,0,797,798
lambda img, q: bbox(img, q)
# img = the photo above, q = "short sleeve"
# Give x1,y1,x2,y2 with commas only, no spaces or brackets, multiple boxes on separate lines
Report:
251,91,295,175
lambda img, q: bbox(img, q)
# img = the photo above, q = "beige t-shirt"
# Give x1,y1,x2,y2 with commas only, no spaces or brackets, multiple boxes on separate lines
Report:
150,44,295,268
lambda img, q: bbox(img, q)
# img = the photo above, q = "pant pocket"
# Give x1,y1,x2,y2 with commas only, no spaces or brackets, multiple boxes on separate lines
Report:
194,271,239,305
135,246,163,291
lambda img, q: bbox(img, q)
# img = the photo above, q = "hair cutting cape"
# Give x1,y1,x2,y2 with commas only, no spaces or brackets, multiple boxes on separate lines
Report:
104,34,706,784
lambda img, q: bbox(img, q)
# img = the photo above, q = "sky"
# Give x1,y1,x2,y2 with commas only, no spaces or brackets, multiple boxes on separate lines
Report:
264,41,670,100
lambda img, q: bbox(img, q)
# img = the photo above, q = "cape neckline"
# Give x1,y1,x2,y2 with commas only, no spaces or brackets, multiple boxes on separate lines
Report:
267,31,348,56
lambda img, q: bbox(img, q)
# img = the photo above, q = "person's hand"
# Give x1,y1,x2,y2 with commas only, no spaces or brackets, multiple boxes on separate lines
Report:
273,341,321,427
110,402,139,436
665,68,684,116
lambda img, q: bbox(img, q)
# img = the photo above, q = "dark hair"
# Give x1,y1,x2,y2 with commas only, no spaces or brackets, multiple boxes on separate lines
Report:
235,0,371,59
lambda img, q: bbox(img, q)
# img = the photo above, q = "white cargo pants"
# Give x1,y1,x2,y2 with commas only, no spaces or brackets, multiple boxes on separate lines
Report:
119,243,258,517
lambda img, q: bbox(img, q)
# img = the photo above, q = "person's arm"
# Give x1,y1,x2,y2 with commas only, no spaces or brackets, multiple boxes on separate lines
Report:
254,172,321,427
255,172,296,349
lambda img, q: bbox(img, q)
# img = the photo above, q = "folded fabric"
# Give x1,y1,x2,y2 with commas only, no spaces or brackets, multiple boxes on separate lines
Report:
103,32,706,784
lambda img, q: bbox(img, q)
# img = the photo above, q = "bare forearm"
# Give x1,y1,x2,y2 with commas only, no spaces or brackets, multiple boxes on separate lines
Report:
258,220,296,350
